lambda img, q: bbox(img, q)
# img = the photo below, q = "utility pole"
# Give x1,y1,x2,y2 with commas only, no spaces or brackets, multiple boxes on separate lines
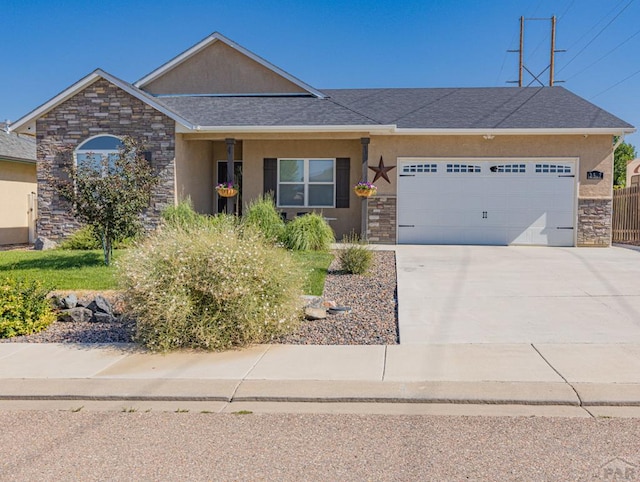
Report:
507,15,564,87
549,15,556,87
519,16,524,87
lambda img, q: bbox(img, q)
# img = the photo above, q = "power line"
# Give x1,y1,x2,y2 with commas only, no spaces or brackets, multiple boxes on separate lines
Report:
529,0,575,59
591,67,640,99
558,0,635,73
563,0,627,52
495,25,520,85
566,26,640,81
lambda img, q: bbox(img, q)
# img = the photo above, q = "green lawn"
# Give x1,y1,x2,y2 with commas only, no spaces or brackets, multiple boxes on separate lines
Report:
291,251,334,296
0,249,333,295
0,250,120,290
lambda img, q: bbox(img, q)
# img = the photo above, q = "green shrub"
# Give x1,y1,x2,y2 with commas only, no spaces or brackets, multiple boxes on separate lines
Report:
59,226,101,250
242,194,285,244
283,213,335,251
162,199,238,232
0,277,56,338
59,225,136,250
118,223,304,351
338,232,373,275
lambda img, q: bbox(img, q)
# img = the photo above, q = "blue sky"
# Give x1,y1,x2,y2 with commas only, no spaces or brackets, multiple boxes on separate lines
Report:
3,0,639,146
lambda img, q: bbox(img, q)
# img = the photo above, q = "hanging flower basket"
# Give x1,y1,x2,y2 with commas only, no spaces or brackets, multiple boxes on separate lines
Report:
216,182,238,198
354,181,377,198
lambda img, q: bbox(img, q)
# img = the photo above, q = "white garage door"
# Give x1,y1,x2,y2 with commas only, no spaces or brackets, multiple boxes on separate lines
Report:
397,159,576,246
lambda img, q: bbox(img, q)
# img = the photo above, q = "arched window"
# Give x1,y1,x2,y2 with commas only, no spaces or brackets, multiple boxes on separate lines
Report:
75,135,124,175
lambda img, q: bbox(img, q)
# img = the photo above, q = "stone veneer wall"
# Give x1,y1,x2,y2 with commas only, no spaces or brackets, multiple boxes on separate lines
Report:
367,195,396,244
577,198,612,246
36,78,175,240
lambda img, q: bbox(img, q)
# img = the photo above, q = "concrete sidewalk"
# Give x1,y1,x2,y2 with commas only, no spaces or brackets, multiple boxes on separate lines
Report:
2,342,640,414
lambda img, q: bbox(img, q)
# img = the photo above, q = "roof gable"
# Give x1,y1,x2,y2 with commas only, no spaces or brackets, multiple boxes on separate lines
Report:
135,32,325,98
9,69,195,135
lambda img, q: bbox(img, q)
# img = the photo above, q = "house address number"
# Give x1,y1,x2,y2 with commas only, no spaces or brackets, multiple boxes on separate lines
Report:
586,171,604,180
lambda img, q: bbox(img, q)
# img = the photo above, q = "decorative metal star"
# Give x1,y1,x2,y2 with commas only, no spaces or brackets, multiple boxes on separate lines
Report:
368,156,395,183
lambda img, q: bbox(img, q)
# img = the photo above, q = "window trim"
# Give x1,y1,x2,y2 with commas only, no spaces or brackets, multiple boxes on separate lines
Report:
277,158,336,208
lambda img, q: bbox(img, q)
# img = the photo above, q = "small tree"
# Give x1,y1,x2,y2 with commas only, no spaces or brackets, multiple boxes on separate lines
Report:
56,136,158,265
614,138,637,187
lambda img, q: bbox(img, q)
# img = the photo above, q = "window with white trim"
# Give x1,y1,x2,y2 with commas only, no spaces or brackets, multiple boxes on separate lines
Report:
278,158,335,207
75,135,123,176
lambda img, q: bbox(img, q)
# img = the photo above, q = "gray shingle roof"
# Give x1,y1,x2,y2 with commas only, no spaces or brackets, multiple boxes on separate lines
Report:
324,87,634,129
0,130,36,162
156,96,378,126
154,86,633,130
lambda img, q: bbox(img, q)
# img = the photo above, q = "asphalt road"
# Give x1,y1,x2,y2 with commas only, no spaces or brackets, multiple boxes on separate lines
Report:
1,411,639,481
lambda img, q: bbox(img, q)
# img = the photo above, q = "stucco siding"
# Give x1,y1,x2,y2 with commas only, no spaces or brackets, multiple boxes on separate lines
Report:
0,160,36,245
175,135,214,213
242,139,363,239
144,41,307,95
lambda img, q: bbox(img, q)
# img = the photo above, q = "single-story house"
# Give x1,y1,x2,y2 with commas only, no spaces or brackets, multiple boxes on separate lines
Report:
0,124,37,245
9,32,636,246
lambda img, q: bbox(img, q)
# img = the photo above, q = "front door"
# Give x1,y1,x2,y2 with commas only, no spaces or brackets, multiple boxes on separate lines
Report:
217,161,243,215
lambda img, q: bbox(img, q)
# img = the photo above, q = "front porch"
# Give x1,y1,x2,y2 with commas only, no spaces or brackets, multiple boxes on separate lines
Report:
174,133,375,240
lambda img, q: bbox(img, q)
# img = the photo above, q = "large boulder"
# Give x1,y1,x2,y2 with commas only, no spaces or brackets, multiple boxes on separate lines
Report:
58,307,93,323
87,295,113,315
61,293,78,309
34,237,57,251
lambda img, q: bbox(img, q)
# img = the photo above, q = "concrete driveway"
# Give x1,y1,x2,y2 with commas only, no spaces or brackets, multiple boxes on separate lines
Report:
396,245,640,344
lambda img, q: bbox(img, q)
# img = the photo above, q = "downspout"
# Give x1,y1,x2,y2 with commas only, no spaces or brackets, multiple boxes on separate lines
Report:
613,133,625,151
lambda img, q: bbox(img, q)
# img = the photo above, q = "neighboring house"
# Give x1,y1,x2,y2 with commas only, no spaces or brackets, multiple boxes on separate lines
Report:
627,158,640,187
9,32,636,247
0,123,37,245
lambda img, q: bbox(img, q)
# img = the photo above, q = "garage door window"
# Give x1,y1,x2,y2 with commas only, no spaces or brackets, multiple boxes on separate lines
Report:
491,164,526,173
446,163,481,173
278,158,335,207
535,163,572,174
402,163,437,173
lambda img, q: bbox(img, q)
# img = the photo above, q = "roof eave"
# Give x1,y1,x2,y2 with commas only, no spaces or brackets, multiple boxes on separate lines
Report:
180,124,395,134
0,155,36,164
393,127,637,136
178,125,636,135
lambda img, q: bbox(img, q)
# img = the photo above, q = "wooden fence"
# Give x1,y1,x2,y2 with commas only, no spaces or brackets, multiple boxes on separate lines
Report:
613,185,640,244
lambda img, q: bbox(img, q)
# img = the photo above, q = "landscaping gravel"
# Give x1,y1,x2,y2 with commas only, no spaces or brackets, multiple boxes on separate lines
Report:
1,251,398,345
277,250,398,345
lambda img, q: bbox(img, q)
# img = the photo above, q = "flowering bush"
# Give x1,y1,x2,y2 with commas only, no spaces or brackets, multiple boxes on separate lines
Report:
118,223,303,351
215,181,238,190
354,181,377,192
0,277,56,338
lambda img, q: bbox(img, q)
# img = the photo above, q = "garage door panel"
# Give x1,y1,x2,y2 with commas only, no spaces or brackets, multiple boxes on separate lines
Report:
397,160,576,246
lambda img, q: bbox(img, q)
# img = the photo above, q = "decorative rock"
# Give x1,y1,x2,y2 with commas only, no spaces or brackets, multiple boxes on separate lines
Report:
58,307,93,323
91,312,115,323
322,300,338,308
34,237,57,251
304,307,328,320
328,306,352,315
61,293,78,309
87,295,113,315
